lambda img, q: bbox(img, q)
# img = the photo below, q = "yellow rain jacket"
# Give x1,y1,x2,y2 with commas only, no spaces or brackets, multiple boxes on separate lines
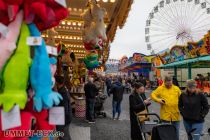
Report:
151,84,181,121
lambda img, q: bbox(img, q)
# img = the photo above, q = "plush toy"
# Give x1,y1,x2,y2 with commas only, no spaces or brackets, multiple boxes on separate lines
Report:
83,50,99,70
85,52,98,61
0,1,19,25
0,22,31,112
57,42,66,57
24,0,68,31
84,38,103,51
1,0,68,30
83,54,99,70
49,57,57,87
28,23,62,112
84,42,94,50
84,59,99,70
91,2,107,41
0,10,23,71
47,28,58,46
24,99,55,140
0,111,36,140
82,7,94,43
82,1,107,45
62,50,73,66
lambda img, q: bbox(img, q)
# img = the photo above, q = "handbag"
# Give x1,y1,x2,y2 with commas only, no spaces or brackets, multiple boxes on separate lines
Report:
136,94,150,122
136,109,150,122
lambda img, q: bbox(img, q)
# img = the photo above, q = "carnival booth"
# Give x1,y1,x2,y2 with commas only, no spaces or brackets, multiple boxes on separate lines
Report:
119,53,154,79
0,0,69,139
155,31,210,94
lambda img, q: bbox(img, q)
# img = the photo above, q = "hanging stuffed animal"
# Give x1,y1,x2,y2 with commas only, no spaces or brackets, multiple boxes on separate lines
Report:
0,1,20,25
0,10,23,71
47,28,58,47
28,23,62,112
62,49,73,66
82,4,93,43
57,42,66,57
86,51,98,61
1,0,68,31
83,59,99,70
0,22,31,112
83,52,99,70
91,1,107,41
82,1,107,47
24,93,55,140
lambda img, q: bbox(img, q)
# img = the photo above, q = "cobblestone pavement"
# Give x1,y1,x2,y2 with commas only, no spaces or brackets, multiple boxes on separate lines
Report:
70,90,210,140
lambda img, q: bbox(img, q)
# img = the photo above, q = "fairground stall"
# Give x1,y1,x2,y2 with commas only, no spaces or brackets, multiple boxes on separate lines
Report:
154,31,210,94
119,53,154,79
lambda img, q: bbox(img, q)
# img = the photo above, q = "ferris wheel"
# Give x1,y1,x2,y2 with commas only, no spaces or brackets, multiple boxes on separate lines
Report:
145,0,210,54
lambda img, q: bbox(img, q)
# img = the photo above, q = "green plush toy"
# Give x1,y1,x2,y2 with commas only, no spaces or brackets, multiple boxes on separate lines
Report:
85,53,98,61
0,23,31,112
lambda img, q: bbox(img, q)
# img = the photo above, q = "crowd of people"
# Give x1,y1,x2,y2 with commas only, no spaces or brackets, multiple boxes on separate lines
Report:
83,74,209,140
129,76,209,140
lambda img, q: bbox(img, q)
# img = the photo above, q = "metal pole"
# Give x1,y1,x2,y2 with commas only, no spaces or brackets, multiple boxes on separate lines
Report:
188,63,192,79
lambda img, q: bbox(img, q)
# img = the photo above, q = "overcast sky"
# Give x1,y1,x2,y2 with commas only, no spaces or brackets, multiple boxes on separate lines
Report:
109,0,158,59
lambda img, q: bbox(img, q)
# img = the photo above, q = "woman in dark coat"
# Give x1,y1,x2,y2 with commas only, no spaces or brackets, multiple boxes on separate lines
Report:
129,82,151,140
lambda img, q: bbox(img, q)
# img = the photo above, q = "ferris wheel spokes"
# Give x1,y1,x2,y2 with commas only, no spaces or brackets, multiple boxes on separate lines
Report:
145,0,210,54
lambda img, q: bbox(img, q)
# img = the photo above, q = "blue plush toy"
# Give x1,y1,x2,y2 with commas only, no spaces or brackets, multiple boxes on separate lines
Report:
28,23,62,112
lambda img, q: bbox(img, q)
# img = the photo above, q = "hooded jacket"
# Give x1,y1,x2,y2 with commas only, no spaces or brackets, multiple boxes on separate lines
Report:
151,84,181,121
110,81,124,102
178,91,209,123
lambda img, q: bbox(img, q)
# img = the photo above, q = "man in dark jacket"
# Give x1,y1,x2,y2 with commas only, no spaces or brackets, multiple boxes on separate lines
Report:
84,77,99,123
56,76,72,140
179,80,209,140
109,78,124,120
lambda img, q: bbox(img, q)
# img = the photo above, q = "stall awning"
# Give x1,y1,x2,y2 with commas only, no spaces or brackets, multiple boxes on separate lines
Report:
156,55,210,69
120,63,151,72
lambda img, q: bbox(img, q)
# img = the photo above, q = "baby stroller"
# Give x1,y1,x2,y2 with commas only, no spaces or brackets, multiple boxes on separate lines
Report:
125,83,132,94
94,94,107,118
136,113,178,140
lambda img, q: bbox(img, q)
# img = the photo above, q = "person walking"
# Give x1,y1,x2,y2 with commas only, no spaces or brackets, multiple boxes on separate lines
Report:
84,77,99,123
129,82,151,140
109,78,124,120
151,76,181,139
56,76,72,140
179,80,209,140
173,76,180,87
157,77,163,86
106,76,112,96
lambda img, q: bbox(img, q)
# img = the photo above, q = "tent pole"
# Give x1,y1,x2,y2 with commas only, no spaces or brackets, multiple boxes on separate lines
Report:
188,64,192,79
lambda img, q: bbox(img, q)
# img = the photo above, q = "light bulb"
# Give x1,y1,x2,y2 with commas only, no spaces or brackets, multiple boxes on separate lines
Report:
61,21,65,25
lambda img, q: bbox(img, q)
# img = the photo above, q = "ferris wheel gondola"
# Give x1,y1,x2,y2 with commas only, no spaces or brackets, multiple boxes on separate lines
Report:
145,0,210,54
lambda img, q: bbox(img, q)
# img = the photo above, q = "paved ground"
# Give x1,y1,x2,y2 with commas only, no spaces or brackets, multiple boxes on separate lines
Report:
70,90,210,140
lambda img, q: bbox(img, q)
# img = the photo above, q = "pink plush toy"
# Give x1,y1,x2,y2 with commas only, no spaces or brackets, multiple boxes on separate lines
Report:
0,10,23,71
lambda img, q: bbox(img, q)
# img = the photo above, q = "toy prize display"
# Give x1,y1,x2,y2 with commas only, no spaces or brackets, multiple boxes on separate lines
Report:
82,0,107,70
0,0,68,139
